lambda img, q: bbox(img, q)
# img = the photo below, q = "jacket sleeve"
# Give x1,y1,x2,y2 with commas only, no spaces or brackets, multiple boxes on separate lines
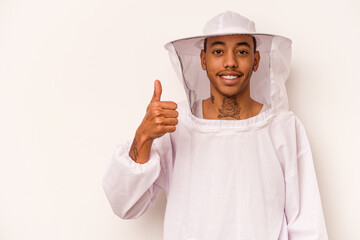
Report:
284,119,328,239
102,134,172,219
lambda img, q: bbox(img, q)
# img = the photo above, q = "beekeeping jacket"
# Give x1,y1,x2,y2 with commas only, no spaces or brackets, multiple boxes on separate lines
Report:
102,11,328,240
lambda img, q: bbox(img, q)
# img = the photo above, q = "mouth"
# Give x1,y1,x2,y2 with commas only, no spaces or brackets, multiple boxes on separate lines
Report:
218,72,243,84
221,75,239,80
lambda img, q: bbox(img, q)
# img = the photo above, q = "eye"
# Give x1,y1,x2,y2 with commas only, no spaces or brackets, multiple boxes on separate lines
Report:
237,50,249,55
212,50,223,55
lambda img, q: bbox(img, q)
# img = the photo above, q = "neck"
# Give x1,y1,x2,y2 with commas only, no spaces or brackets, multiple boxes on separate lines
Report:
202,90,262,120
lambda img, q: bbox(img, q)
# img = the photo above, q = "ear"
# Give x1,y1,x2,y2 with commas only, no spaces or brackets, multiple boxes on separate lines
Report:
253,51,260,72
200,50,207,70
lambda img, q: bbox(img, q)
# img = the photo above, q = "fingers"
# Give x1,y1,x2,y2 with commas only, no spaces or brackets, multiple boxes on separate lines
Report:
161,117,178,126
151,108,178,119
144,80,178,137
147,117,177,137
151,101,177,110
151,80,162,103
163,125,176,133
159,101,177,110
161,109,179,118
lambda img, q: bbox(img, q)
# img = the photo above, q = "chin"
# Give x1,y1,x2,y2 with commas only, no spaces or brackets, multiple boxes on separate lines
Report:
219,91,240,98
220,82,250,97
218,86,243,97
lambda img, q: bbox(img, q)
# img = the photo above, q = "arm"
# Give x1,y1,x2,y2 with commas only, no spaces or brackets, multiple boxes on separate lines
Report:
129,79,178,164
285,119,328,239
102,135,172,219
102,80,178,219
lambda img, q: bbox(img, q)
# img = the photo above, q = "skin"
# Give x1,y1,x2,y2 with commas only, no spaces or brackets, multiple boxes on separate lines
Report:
200,34,262,120
129,80,178,164
129,34,262,163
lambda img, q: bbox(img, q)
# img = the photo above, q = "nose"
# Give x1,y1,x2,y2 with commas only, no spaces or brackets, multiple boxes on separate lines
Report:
223,52,237,68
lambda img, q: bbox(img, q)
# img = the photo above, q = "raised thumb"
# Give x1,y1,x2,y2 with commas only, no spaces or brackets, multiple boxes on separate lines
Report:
151,80,162,102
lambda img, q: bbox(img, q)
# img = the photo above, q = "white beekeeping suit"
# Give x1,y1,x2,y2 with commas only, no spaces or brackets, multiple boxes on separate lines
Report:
102,11,328,240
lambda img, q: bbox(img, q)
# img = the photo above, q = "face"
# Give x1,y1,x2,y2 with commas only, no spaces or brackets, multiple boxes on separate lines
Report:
200,34,260,98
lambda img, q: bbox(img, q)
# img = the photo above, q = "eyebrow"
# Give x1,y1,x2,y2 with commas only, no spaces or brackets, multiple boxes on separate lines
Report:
209,41,251,49
236,42,251,49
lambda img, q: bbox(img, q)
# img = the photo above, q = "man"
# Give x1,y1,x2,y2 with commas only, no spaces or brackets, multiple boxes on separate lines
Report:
103,11,328,239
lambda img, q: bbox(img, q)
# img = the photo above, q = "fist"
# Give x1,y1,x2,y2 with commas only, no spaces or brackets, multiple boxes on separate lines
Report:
137,80,178,140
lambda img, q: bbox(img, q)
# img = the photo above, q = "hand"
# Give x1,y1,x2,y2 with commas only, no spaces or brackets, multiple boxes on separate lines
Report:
137,80,178,140
129,80,178,163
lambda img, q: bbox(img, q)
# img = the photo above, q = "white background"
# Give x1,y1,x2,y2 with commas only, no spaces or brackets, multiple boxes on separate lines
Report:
0,0,359,239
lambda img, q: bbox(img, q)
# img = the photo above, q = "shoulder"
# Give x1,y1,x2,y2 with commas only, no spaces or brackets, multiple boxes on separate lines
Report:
269,111,311,150
269,111,304,129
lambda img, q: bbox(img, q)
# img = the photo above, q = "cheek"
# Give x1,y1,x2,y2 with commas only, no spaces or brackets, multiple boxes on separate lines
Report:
206,59,221,72
241,59,254,71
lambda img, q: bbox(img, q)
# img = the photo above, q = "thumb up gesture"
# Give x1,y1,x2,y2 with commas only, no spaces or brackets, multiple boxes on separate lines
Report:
141,79,178,139
130,80,178,163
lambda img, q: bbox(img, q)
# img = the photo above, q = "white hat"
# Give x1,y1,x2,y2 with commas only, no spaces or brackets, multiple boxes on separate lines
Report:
165,11,292,119
165,11,290,50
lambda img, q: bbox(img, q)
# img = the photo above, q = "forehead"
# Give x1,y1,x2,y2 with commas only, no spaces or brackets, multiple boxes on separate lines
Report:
206,34,254,47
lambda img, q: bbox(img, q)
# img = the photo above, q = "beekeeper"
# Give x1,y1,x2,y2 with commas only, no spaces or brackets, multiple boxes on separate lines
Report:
102,11,328,239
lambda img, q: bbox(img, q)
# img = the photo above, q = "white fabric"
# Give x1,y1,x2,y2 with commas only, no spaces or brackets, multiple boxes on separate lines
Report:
165,33,291,116
102,101,328,239
102,11,328,239
203,11,256,36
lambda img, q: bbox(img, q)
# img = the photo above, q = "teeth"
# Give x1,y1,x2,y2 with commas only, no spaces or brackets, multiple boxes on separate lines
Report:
222,75,238,80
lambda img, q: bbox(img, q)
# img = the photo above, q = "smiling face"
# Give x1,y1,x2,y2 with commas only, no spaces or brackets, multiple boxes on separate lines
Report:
200,34,260,98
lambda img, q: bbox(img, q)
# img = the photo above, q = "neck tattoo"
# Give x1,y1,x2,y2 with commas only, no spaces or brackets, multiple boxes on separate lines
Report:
217,96,241,120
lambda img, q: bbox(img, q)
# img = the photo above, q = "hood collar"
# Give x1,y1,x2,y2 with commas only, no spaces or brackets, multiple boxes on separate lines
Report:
164,11,292,128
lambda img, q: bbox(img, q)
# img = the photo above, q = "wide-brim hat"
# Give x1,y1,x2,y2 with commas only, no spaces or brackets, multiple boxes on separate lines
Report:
164,11,293,117
165,11,291,51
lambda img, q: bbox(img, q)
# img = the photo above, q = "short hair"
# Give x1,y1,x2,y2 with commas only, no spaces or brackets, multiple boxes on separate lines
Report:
203,36,257,53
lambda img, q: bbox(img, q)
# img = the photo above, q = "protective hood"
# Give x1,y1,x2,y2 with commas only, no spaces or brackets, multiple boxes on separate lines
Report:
165,11,292,123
